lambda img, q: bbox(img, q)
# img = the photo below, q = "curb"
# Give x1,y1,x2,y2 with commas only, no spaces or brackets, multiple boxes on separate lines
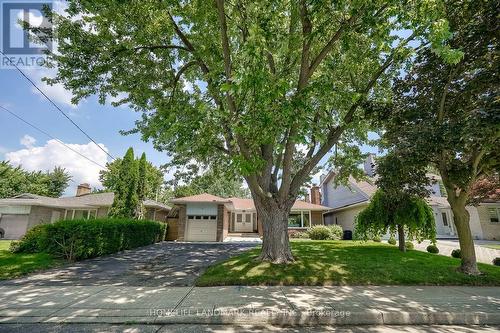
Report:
2,311,499,326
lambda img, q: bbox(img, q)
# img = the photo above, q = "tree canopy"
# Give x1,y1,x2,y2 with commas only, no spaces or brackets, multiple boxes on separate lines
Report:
0,162,71,198
109,148,139,218
355,153,436,251
164,167,250,199
99,155,163,200
378,0,499,274
40,0,461,263
356,190,436,244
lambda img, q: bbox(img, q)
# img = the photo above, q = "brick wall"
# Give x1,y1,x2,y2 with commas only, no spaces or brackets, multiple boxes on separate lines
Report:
177,204,187,241
216,204,225,241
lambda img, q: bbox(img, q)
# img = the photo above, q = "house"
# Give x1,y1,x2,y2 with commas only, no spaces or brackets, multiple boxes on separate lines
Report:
320,154,500,240
0,183,171,240
167,190,331,242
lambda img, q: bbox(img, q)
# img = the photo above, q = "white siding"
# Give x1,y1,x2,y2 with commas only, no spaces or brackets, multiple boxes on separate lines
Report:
329,204,368,232
324,183,367,210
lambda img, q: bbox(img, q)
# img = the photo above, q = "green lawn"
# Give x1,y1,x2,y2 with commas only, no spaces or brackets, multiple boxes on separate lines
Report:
0,240,61,280
197,240,500,286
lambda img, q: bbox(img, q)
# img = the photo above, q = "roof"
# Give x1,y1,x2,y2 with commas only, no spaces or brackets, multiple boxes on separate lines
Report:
169,193,231,204
0,192,171,211
172,194,331,211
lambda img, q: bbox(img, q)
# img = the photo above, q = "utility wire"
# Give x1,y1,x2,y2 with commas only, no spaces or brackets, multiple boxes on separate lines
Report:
0,50,116,161
0,105,107,169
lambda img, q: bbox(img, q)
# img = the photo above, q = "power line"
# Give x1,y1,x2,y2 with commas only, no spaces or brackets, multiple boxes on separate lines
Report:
0,50,116,161
0,105,108,169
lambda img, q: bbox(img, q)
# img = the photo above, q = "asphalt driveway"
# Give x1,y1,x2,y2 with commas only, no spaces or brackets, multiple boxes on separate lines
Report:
0,242,256,287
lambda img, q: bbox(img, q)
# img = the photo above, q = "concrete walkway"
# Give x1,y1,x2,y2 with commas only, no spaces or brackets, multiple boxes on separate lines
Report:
1,285,498,326
413,240,500,265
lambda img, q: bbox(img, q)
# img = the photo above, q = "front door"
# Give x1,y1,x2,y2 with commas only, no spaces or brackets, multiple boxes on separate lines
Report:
234,213,253,232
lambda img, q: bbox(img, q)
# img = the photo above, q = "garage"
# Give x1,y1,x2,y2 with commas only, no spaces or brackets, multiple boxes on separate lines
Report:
0,214,29,239
185,215,217,241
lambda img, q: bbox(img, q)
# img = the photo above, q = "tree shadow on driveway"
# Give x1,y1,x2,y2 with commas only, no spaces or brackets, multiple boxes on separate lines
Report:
0,242,256,287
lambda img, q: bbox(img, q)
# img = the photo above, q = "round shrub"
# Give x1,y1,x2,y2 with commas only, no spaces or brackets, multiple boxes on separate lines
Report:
372,236,382,242
426,244,439,254
451,249,461,258
405,241,414,250
326,225,343,240
388,237,396,245
493,258,500,266
307,225,331,240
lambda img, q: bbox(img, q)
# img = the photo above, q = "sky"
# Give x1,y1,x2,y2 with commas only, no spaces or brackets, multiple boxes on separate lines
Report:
0,1,378,197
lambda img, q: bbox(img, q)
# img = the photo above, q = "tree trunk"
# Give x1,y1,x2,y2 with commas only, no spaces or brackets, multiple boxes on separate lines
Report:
254,198,294,264
397,224,406,252
450,203,480,275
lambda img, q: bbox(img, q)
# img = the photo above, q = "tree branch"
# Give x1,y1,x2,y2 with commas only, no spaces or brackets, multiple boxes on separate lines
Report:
307,14,358,81
133,45,190,53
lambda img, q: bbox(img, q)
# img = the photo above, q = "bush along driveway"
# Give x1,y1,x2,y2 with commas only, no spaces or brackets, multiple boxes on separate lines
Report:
197,240,500,286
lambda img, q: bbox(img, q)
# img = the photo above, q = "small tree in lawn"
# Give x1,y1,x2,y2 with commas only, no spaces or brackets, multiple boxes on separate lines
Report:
136,153,148,219
381,0,499,274
355,153,436,251
109,148,139,218
39,0,460,263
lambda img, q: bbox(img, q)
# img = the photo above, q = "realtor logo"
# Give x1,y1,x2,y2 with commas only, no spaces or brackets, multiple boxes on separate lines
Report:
1,0,52,68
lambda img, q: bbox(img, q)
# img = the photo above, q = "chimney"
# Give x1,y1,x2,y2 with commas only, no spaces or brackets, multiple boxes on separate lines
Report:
304,193,310,203
310,185,321,205
76,183,91,197
364,153,376,177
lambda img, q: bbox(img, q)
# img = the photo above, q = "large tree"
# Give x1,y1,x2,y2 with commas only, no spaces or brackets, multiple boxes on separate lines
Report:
0,162,71,198
381,0,499,274
42,0,459,263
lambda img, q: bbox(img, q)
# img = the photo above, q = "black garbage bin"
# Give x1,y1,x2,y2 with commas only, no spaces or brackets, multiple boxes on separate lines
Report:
343,230,352,240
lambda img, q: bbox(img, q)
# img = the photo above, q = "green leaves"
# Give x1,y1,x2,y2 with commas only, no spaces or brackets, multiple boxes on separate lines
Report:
0,162,71,198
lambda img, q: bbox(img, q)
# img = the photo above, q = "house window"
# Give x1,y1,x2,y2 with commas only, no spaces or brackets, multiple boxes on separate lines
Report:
288,211,312,228
441,212,448,226
488,208,500,223
64,209,98,220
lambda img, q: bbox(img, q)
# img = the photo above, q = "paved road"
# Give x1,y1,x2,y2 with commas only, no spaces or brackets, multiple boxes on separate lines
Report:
0,242,256,287
0,324,498,333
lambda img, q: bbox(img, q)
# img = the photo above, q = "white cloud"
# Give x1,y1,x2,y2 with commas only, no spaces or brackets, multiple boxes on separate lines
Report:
20,134,36,148
5,139,109,193
27,67,77,108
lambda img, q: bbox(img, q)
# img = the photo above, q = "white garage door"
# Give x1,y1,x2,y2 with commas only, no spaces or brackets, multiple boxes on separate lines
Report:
0,214,29,239
185,215,217,242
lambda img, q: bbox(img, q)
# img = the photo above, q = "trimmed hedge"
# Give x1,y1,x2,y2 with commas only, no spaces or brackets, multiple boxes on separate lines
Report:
12,218,167,261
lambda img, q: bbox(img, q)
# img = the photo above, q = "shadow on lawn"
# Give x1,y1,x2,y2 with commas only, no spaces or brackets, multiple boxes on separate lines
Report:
199,241,500,286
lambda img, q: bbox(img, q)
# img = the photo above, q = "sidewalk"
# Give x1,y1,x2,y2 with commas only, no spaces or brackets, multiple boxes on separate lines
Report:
1,285,499,326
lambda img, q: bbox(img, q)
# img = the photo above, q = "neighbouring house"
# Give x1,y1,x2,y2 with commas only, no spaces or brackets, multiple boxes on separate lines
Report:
0,183,171,240
320,154,500,240
166,190,331,242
